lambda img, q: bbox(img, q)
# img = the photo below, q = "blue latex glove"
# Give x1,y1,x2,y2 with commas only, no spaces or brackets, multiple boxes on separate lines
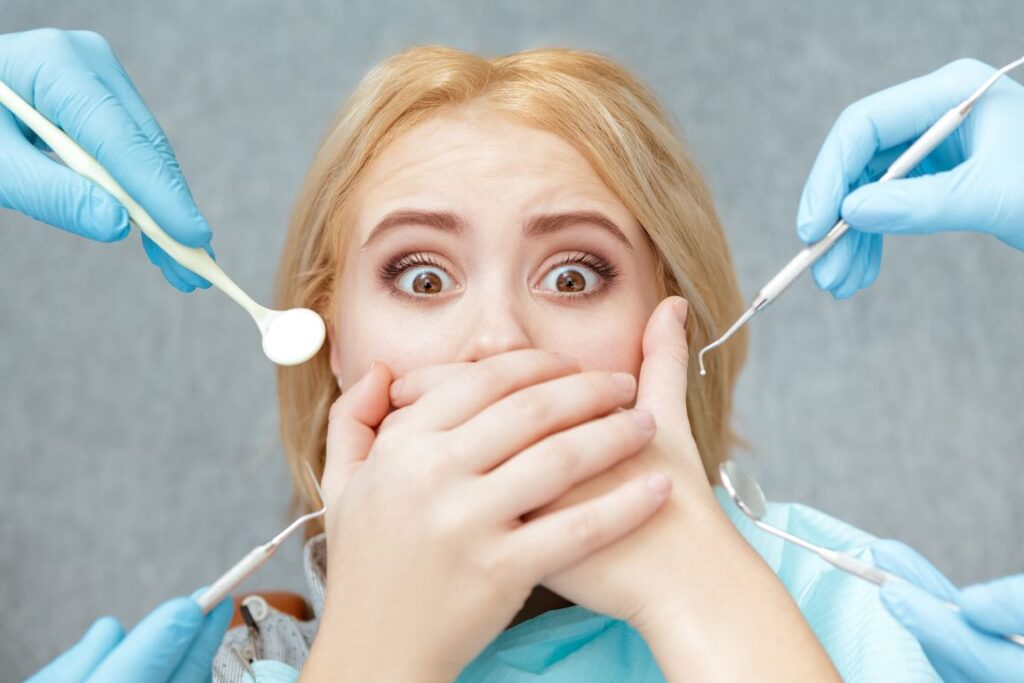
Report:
797,58,1024,299
26,589,233,683
0,28,214,291
872,539,1024,683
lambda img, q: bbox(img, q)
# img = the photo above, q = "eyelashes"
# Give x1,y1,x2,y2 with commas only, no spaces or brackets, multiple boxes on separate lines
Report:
376,250,621,301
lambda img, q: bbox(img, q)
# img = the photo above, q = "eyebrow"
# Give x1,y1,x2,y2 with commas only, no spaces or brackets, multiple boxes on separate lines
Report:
358,209,636,253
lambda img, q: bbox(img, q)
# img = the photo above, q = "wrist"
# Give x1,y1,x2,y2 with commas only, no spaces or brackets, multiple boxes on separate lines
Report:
300,597,455,683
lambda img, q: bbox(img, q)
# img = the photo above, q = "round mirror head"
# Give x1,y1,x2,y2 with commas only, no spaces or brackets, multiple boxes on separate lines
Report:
719,460,768,521
262,308,326,366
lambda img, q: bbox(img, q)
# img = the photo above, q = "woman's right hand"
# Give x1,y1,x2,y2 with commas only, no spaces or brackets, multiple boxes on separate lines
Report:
301,350,671,682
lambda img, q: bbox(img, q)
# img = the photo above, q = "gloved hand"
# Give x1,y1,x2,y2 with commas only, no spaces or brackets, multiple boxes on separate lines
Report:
797,58,1024,299
26,590,233,683
872,539,1024,683
0,28,214,291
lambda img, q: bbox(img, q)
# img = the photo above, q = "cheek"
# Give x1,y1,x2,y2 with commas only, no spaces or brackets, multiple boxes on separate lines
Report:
333,308,459,391
544,318,646,377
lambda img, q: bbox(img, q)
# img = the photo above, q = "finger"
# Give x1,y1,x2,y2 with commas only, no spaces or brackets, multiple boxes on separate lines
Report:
861,234,884,290
832,232,875,300
450,369,637,474
169,590,234,683
389,361,474,408
871,540,958,602
796,58,997,243
0,109,129,241
26,617,123,682
841,162,982,236
511,472,671,581
400,349,579,431
635,296,689,427
960,574,1024,636
879,579,986,682
482,409,656,518
3,30,211,247
140,233,213,291
321,361,394,493
85,597,201,682
810,230,861,293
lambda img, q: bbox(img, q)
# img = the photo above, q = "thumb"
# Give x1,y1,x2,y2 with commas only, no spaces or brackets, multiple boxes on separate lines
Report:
960,574,1024,636
322,361,393,493
841,163,985,236
635,297,690,426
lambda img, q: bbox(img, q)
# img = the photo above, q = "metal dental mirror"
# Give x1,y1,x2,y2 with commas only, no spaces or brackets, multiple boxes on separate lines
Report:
718,460,1024,647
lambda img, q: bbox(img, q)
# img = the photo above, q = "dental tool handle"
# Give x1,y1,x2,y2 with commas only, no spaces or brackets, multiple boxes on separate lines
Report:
756,105,969,307
0,79,268,324
819,547,899,587
196,544,276,614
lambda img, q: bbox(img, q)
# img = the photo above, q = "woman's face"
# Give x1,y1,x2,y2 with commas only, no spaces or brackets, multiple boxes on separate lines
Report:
329,106,662,392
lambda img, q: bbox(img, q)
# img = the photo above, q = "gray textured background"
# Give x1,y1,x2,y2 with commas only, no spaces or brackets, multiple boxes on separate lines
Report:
2,1,1022,677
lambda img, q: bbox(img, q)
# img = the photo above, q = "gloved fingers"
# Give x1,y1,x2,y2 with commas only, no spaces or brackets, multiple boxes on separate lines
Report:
169,592,234,683
26,617,123,683
871,539,959,601
810,229,860,293
960,574,1024,636
831,231,878,299
841,162,982,236
860,234,883,290
67,31,172,153
85,596,202,683
140,233,214,292
2,30,212,249
796,58,997,244
0,109,129,242
880,579,1000,683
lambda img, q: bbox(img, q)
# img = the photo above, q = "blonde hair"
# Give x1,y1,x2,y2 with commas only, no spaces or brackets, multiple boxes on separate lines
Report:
276,46,748,538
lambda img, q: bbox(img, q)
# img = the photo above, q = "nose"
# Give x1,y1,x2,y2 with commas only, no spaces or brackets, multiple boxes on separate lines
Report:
455,293,534,363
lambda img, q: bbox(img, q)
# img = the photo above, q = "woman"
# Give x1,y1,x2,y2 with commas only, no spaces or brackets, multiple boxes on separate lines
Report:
213,45,937,681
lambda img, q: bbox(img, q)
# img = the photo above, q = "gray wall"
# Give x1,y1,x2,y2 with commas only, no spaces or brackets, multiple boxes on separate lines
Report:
2,1,1021,677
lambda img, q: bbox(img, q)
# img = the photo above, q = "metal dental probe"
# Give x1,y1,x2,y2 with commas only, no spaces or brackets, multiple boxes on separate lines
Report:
697,53,1024,376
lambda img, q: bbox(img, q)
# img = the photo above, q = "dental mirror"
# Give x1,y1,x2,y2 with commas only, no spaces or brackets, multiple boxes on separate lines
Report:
719,460,896,586
718,460,1024,647
0,78,326,366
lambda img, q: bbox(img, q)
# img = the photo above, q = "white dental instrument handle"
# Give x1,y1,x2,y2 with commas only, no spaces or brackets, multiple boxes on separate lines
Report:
0,78,265,320
196,544,276,614
819,547,900,586
756,105,968,307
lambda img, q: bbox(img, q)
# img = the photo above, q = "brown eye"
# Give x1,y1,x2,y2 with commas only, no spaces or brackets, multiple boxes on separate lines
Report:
397,266,452,296
542,264,599,295
412,271,442,294
555,270,586,292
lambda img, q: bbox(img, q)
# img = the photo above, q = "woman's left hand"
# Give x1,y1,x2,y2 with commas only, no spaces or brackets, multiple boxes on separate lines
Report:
520,296,725,626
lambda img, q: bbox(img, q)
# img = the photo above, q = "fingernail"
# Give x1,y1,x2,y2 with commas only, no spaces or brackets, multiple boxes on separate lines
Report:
645,473,671,496
629,409,655,430
612,372,636,393
390,378,404,399
672,298,688,324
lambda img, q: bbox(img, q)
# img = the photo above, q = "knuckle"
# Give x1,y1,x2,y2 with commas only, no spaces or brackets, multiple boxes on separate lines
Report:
507,389,547,424
74,30,111,52
465,362,502,391
947,57,995,80
540,439,579,481
567,508,602,546
33,28,71,51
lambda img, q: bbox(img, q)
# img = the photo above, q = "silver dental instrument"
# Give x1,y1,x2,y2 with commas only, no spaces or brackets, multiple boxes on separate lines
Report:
698,52,1024,376
719,461,1024,647
196,462,327,613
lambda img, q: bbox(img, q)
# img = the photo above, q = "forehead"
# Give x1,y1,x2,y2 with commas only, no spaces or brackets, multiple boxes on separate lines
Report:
352,106,627,221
